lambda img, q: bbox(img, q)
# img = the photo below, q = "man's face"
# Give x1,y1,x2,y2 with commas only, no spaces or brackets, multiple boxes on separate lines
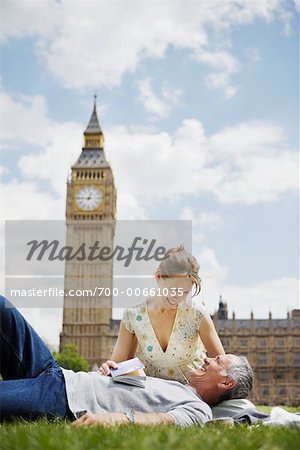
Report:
189,354,240,404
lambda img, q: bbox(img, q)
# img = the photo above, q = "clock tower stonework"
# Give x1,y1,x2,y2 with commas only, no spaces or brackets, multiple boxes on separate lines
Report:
60,98,119,368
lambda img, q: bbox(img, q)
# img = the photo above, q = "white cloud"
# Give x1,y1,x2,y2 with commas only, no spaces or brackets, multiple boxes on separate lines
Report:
245,47,262,63
208,121,299,203
199,247,229,284
206,73,239,98
0,88,86,195
0,0,61,43
0,1,293,92
0,91,54,146
138,79,182,118
0,178,64,220
194,51,240,98
0,166,9,175
116,193,148,220
179,207,221,248
292,0,300,11
17,121,83,195
195,247,299,319
195,51,240,73
221,277,300,318
180,207,223,229
202,275,300,320
108,119,298,205
2,90,298,209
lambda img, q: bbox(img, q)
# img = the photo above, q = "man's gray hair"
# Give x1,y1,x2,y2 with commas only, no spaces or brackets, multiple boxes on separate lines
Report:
220,356,253,402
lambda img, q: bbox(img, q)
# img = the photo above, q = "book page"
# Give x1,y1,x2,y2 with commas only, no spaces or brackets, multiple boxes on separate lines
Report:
110,357,145,378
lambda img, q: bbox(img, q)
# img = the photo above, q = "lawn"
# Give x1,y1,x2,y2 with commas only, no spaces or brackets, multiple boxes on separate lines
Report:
1,407,299,450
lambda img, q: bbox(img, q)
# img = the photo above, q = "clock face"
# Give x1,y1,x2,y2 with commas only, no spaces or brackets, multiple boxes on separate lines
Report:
76,186,103,211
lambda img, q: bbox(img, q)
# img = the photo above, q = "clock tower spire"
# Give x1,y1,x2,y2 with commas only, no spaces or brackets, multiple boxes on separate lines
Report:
84,95,104,148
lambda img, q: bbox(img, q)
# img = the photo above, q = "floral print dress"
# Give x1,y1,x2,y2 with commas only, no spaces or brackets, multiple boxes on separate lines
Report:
122,298,207,383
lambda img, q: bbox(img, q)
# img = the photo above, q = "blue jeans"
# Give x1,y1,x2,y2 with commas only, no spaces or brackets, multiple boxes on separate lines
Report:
0,295,72,420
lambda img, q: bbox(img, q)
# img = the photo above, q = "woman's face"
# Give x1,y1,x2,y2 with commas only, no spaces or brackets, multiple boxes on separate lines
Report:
156,273,193,309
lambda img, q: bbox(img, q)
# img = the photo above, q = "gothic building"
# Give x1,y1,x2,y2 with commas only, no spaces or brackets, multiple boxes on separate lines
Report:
213,296,300,406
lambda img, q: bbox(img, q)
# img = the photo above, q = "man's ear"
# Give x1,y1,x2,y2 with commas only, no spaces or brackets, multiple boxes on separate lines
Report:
218,378,236,391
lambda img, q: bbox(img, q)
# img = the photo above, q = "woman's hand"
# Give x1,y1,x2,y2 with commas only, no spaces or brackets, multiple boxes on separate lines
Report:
98,360,118,376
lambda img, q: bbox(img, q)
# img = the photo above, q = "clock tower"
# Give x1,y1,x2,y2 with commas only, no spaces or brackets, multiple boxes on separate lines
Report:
60,97,118,368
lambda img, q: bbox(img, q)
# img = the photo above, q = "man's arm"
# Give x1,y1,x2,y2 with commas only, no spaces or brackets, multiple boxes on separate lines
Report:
72,412,174,427
134,412,174,426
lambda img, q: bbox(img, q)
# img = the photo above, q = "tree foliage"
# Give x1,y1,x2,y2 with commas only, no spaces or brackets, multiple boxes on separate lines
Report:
53,345,89,372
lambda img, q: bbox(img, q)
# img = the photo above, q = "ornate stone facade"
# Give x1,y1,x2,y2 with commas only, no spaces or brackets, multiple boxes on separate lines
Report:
213,297,300,406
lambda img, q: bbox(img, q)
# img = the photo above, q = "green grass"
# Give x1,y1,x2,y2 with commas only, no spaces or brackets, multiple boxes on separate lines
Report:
257,405,299,413
1,407,299,450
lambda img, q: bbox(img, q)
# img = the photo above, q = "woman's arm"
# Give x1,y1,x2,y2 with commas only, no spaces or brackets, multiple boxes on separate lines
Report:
199,312,225,357
98,322,138,376
111,322,138,361
99,322,138,375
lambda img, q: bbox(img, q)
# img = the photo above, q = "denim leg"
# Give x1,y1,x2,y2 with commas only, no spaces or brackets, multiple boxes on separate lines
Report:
0,365,71,420
0,296,57,380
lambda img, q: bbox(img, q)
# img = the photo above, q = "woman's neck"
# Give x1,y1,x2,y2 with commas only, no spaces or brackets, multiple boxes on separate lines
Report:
147,295,178,314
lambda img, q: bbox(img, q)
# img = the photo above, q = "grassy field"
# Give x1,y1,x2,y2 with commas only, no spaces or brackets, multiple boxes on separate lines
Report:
1,407,299,450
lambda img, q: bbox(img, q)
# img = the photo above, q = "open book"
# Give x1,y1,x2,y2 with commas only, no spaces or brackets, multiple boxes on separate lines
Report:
110,357,146,388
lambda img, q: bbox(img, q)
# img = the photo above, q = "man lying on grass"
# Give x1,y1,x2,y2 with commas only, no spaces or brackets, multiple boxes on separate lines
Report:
0,296,253,427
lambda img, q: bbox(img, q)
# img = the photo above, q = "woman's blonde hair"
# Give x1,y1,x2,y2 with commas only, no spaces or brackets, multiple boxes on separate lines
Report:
157,245,201,297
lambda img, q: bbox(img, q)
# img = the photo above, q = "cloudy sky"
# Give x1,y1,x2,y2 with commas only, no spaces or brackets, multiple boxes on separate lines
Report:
0,0,299,348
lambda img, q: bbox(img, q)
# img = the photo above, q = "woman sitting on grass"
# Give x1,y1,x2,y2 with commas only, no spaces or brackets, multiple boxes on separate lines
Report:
99,245,225,383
